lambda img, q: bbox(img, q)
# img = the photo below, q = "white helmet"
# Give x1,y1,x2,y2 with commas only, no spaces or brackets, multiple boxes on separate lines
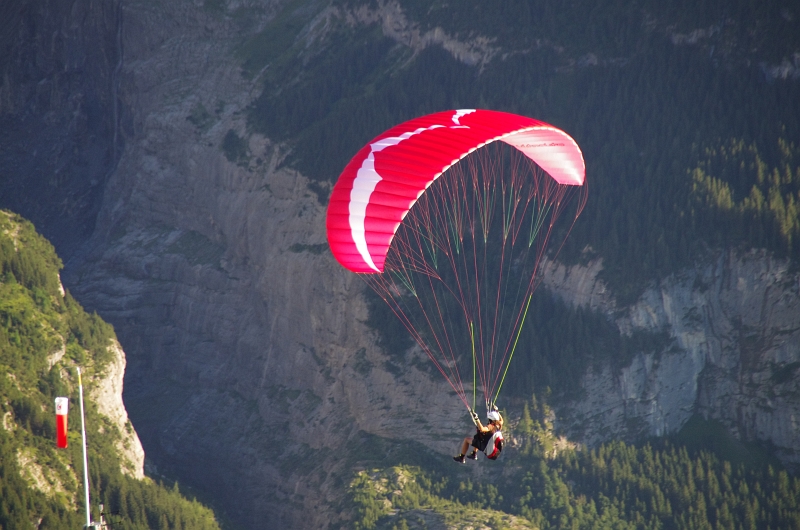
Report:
487,410,501,422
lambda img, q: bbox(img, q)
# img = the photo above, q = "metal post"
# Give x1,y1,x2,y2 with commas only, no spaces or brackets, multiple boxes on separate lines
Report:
77,367,91,528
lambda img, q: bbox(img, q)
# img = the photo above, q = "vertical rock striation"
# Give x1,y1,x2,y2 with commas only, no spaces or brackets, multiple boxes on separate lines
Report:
63,2,463,527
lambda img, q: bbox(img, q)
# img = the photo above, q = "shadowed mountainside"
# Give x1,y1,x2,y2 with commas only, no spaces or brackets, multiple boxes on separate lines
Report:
1,1,798,528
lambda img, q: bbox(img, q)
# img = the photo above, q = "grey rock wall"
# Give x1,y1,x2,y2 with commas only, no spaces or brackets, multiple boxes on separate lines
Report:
63,2,464,527
542,250,800,470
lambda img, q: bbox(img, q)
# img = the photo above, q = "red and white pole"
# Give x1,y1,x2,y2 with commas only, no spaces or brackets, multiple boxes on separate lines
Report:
55,397,69,448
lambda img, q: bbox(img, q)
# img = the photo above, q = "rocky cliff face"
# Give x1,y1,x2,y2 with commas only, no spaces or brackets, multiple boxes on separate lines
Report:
542,250,800,470
0,0,124,259
91,339,146,479
6,0,791,528
64,2,465,527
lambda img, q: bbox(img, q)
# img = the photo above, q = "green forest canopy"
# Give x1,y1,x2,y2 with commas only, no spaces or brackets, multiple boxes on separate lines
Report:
344,405,800,530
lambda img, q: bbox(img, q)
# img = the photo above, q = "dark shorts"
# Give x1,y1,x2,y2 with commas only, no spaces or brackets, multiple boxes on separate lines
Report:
471,431,493,452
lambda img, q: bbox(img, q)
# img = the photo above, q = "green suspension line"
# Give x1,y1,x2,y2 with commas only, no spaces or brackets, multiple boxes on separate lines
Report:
471,321,476,411
392,270,417,297
494,292,533,405
529,201,551,247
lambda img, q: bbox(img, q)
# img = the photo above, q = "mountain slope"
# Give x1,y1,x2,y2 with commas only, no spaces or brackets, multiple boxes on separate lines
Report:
0,1,798,528
0,210,220,529
345,434,800,530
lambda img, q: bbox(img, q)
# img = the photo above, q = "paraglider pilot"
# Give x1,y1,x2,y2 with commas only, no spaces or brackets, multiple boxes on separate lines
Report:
454,405,504,463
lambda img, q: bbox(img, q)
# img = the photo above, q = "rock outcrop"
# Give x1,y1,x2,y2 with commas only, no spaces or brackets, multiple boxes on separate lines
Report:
542,250,800,470
91,339,146,479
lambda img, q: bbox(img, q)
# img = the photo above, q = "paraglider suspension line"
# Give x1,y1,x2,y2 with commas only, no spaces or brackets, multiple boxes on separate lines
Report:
494,292,533,404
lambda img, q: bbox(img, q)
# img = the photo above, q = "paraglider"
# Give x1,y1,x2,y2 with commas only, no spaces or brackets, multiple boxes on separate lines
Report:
454,406,504,463
327,109,587,439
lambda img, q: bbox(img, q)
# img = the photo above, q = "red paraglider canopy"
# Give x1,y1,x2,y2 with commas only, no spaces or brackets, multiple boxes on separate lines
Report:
327,109,585,273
